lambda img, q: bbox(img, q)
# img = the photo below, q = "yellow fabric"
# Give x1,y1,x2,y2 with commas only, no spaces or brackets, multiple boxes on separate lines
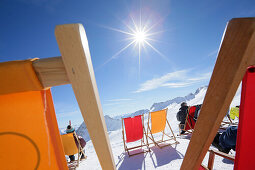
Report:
61,133,79,155
230,107,239,120
150,109,167,134
0,89,68,170
0,59,43,95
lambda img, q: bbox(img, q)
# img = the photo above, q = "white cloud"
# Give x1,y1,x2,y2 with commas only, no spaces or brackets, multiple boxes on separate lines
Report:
161,82,195,88
134,70,211,93
207,49,218,58
105,98,132,102
56,110,80,118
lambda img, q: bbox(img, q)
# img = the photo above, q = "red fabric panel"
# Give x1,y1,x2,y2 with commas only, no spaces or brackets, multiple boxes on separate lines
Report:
198,165,206,170
234,66,255,170
124,115,143,143
185,106,196,130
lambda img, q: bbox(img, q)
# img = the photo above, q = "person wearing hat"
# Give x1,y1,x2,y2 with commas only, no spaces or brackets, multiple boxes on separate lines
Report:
176,102,189,134
66,125,87,161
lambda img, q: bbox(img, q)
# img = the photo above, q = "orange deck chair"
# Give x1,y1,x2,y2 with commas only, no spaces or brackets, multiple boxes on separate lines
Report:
61,132,86,168
0,60,68,170
122,115,150,156
0,24,116,170
147,109,179,148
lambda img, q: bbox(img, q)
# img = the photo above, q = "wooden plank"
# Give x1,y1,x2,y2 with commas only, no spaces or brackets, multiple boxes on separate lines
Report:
32,57,69,88
55,24,116,170
181,18,255,170
207,150,215,170
209,149,235,161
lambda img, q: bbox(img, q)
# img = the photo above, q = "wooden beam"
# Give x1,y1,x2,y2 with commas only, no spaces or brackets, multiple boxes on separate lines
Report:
32,57,69,88
181,18,255,170
55,24,116,170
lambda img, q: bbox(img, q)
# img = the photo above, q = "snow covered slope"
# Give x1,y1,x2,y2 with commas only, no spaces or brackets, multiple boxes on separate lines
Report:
76,85,241,141
74,85,240,170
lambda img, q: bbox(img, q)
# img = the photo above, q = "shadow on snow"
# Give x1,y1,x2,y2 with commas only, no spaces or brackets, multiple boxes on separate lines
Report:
116,144,184,170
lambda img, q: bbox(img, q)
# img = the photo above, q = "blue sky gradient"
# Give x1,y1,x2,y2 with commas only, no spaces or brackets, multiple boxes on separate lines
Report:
1,0,255,128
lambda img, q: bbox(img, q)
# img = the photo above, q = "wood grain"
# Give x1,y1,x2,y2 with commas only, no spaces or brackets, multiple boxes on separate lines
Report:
33,57,69,88
55,24,116,170
181,18,255,170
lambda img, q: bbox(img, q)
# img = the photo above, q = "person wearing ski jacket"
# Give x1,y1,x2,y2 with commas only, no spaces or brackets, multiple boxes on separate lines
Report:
66,125,86,161
176,102,189,134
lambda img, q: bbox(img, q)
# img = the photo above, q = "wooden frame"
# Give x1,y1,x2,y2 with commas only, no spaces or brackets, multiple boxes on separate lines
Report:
31,24,116,170
204,149,235,170
122,115,150,157
147,108,179,149
181,18,255,170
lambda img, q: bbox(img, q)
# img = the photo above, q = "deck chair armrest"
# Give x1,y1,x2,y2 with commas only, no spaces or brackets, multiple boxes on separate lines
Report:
209,149,235,161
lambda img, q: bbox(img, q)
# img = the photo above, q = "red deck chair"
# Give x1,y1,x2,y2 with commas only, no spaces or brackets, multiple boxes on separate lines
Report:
234,66,255,169
201,66,255,170
179,106,197,135
122,115,150,156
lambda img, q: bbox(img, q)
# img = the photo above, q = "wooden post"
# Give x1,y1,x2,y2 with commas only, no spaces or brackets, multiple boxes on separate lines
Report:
55,24,116,170
181,18,255,170
207,151,215,170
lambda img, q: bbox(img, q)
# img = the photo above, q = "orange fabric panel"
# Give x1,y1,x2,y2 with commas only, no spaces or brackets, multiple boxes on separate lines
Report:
150,109,167,134
0,59,43,95
61,133,79,155
0,89,68,170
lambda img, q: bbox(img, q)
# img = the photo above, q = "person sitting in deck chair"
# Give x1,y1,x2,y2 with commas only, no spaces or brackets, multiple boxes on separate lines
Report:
212,126,238,154
176,102,189,134
66,125,87,161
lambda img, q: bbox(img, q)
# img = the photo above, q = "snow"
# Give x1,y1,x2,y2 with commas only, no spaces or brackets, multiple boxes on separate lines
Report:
73,86,239,169
77,132,234,170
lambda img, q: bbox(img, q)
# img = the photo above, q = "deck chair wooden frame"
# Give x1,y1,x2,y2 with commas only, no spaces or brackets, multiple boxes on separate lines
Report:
181,18,255,170
220,114,238,130
203,149,235,170
147,108,179,149
122,115,150,157
61,132,86,168
0,24,116,170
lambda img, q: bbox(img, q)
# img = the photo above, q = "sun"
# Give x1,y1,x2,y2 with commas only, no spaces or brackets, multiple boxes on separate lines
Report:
134,30,147,43
97,12,170,75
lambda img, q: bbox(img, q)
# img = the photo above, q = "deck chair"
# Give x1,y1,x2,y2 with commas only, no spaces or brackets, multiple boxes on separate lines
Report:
202,148,235,170
61,132,86,168
181,18,255,170
0,61,68,169
122,115,150,156
221,107,239,128
147,109,179,148
0,24,115,170
179,106,197,135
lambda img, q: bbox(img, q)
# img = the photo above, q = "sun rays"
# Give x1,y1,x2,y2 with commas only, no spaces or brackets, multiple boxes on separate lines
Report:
96,11,170,76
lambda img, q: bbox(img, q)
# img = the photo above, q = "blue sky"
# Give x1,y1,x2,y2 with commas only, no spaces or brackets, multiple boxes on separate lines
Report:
1,0,255,128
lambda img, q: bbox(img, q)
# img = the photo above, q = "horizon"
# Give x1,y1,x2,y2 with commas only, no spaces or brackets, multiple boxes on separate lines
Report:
1,0,254,128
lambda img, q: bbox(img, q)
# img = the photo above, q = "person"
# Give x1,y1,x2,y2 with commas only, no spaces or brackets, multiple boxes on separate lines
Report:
212,126,238,154
66,125,87,161
176,102,189,134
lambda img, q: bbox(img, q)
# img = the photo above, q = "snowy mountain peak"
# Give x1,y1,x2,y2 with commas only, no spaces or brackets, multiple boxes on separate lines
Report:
150,86,208,112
